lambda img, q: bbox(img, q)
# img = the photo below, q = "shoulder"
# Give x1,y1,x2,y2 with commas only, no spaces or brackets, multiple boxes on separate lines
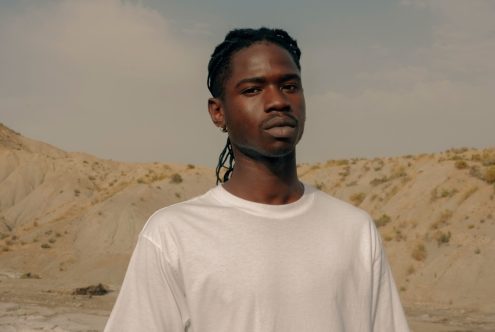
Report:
139,188,219,246
308,184,373,226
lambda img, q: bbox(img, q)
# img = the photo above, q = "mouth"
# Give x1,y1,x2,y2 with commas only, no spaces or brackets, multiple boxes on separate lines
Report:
262,116,297,130
262,116,298,138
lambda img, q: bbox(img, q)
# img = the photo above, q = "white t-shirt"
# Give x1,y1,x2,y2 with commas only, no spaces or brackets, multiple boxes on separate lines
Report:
104,184,410,332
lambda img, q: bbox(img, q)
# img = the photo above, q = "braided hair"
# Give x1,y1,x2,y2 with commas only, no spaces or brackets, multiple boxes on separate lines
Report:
207,27,302,184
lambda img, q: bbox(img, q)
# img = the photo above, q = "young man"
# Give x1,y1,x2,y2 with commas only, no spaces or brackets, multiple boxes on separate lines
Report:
104,28,410,331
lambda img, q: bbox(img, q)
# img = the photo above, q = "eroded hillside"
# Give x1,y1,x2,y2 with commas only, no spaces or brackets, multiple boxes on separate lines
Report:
1,123,494,314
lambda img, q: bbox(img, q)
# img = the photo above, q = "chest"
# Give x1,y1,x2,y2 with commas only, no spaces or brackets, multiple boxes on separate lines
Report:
180,218,368,306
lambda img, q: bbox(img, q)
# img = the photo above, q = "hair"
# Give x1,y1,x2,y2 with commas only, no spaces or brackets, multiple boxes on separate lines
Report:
207,27,302,184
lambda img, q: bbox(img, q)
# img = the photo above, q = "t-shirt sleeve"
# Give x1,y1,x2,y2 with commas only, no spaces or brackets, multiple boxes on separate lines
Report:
104,235,190,332
370,222,411,332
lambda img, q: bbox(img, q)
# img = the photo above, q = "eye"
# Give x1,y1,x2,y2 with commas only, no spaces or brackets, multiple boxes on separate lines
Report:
281,83,300,93
242,87,262,95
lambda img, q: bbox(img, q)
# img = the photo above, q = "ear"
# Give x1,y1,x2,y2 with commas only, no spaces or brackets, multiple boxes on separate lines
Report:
208,97,225,129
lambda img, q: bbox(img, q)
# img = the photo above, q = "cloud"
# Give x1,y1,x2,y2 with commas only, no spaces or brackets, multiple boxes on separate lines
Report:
0,0,218,164
299,0,495,160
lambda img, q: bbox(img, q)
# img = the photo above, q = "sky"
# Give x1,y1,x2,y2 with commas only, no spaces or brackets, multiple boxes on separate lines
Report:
1,0,494,166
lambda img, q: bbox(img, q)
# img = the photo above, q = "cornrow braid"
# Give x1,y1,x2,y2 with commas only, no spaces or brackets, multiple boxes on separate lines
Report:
208,27,302,183
215,138,234,185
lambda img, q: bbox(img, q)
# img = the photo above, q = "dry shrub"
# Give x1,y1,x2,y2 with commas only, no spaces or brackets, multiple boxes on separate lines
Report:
484,166,495,184
370,176,389,186
20,272,41,279
431,210,453,229
73,283,110,296
481,151,495,166
455,160,468,169
349,192,366,206
434,231,451,245
170,173,183,184
412,243,427,261
459,186,478,203
374,214,391,228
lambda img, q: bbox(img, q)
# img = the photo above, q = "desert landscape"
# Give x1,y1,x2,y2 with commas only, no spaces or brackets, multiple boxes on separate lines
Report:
0,122,494,331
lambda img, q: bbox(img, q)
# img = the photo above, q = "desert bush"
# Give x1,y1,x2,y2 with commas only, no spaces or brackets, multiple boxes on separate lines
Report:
394,229,407,241
471,153,481,161
74,189,80,197
481,151,495,166
406,265,416,275
370,176,389,186
20,272,41,279
459,186,478,203
484,166,495,184
73,283,110,296
469,165,483,180
336,159,349,166
170,173,183,184
441,188,457,197
434,231,451,245
349,192,366,206
187,164,195,169
455,160,468,169
431,210,453,229
412,243,427,261
314,181,325,190
384,234,393,242
338,166,351,178
374,214,391,228
40,243,51,249
474,248,481,254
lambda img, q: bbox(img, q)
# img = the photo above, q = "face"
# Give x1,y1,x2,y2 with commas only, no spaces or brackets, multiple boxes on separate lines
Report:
208,42,306,159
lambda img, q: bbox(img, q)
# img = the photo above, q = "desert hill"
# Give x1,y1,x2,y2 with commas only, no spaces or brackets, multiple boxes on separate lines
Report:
0,123,494,323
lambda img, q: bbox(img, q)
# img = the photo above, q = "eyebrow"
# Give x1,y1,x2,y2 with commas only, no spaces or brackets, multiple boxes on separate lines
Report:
235,73,301,89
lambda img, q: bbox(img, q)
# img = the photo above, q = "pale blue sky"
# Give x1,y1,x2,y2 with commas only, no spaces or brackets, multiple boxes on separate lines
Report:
1,0,493,166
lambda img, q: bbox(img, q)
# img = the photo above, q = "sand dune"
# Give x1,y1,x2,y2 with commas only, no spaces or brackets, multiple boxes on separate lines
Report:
1,123,494,331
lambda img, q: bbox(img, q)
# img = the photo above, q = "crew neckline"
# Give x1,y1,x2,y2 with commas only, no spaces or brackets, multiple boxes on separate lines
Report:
209,183,315,218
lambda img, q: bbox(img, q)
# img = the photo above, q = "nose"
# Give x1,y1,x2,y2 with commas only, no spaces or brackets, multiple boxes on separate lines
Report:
264,86,290,112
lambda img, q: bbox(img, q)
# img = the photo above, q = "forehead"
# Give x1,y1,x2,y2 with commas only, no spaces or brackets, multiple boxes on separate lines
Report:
227,42,300,83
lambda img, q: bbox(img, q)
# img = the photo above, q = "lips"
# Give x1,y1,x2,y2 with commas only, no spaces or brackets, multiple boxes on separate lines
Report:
261,116,297,130
262,116,298,138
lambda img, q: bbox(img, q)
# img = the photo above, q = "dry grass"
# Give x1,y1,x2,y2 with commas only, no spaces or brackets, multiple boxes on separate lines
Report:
412,243,427,261
349,192,366,206
374,214,391,228
459,186,478,204
455,160,468,169
431,210,453,229
484,166,495,183
434,231,451,246
170,173,183,184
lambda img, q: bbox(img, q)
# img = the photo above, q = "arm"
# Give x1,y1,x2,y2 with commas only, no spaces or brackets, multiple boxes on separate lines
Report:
104,235,190,332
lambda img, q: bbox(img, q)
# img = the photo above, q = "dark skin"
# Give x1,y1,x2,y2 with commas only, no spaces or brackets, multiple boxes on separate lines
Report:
208,42,306,204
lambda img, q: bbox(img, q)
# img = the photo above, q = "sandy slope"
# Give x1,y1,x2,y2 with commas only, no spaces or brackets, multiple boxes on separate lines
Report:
1,123,494,330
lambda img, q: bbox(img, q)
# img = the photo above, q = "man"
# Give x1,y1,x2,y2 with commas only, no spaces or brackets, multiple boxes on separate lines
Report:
104,27,410,331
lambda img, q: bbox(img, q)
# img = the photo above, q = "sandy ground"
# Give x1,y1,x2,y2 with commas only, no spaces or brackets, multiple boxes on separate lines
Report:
1,282,495,332
2,303,495,332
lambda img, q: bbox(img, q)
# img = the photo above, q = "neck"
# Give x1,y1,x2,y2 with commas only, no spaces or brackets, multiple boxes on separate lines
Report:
222,149,303,205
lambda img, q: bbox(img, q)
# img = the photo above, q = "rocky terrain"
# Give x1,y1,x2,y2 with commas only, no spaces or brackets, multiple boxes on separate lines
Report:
1,123,494,331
